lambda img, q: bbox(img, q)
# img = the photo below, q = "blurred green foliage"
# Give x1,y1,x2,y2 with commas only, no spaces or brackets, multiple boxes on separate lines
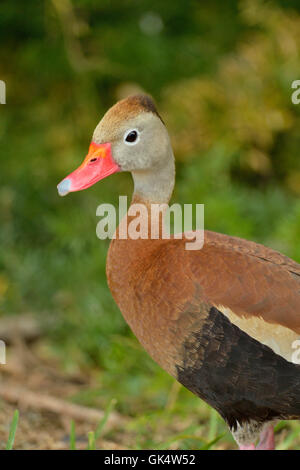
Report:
0,0,300,445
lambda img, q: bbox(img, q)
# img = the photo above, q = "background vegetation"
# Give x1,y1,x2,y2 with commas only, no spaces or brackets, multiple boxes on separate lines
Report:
0,0,300,449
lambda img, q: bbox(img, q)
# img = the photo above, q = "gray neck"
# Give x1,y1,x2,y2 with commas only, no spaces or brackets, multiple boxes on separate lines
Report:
131,150,175,204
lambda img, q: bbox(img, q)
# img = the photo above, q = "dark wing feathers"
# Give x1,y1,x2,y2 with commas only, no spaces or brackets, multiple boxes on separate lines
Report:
177,306,300,428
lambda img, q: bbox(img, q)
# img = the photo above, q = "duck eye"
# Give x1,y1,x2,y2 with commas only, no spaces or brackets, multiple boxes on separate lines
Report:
126,131,137,142
124,129,139,145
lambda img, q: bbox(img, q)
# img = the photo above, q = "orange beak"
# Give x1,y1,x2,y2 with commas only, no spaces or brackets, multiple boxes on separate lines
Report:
57,142,120,196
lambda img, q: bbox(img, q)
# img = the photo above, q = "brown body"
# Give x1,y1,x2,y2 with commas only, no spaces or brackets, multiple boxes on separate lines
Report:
107,221,300,371
107,207,300,431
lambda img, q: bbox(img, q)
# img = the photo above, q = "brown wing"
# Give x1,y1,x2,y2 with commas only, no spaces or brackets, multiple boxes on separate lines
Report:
203,230,300,278
185,230,300,333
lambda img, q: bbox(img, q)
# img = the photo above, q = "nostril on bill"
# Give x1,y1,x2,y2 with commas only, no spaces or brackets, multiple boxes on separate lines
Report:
57,178,71,196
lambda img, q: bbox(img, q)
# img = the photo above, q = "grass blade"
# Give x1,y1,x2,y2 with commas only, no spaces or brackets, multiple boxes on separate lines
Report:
70,420,77,450
6,410,19,450
94,398,117,439
199,433,225,450
87,431,96,450
208,408,219,440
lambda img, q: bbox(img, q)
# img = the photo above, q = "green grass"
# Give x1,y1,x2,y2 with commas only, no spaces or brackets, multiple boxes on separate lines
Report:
5,406,300,450
68,403,227,450
69,399,118,450
87,431,96,450
69,420,77,450
5,410,19,450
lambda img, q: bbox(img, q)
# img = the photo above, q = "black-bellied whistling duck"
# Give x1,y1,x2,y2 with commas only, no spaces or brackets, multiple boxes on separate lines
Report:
57,95,300,450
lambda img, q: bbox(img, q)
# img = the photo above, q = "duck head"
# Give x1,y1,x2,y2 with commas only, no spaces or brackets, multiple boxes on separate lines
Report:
57,94,175,203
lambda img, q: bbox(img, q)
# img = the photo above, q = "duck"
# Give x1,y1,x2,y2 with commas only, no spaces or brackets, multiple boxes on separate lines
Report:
57,94,300,450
